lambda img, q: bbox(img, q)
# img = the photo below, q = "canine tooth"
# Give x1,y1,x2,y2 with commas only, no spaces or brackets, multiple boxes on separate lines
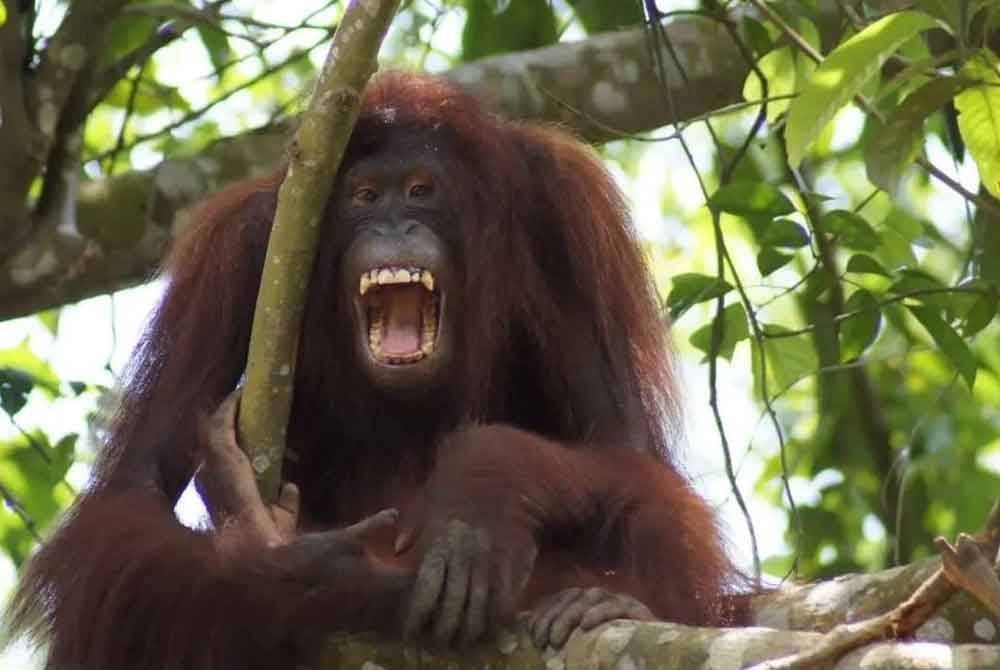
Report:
360,275,371,295
411,271,421,282
377,268,394,284
421,271,435,292
394,268,411,283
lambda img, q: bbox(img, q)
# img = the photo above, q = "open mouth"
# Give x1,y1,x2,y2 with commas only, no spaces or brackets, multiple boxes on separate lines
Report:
359,266,439,365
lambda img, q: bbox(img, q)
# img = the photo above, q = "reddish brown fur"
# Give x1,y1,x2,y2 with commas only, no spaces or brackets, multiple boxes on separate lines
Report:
9,72,742,669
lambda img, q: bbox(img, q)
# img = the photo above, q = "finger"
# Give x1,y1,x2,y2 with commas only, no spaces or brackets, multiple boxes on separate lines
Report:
344,508,399,539
458,530,492,647
580,597,653,630
530,588,580,648
405,542,448,638
549,588,605,648
433,523,474,644
204,390,242,459
495,544,537,623
270,482,301,540
394,528,414,554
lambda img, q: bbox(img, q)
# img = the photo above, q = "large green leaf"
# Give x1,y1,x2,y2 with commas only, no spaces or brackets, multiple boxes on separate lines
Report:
708,182,796,218
743,47,798,122
786,11,939,167
955,51,1000,198
462,0,558,61
865,76,973,196
754,327,820,396
667,273,733,321
909,306,978,388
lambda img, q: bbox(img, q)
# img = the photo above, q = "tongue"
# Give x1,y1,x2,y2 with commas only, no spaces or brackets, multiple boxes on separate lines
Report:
381,286,423,354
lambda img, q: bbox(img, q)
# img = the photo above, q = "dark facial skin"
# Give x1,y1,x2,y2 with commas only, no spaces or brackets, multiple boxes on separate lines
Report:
337,140,459,395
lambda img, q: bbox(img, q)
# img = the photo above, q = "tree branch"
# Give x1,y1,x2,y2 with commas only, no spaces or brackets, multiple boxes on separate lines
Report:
0,18,749,321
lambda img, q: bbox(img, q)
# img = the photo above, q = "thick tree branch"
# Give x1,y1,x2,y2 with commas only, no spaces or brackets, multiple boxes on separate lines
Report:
26,0,132,143
309,620,1000,670
0,1,44,247
0,18,750,322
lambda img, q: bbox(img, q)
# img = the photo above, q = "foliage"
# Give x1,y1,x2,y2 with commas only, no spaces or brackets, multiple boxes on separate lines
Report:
0,0,999,598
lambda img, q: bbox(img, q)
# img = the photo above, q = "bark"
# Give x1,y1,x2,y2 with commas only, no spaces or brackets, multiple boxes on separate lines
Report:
311,623,1000,670
0,17,748,322
238,0,402,500
308,557,1000,669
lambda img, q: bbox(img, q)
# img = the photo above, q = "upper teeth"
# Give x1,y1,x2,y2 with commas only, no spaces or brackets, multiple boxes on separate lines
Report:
360,267,435,295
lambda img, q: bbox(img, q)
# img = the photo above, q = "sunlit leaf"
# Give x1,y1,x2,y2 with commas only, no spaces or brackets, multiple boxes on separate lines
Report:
840,290,882,361
955,51,1000,198
821,210,880,250
690,303,749,361
786,11,939,167
0,342,60,395
667,273,733,321
36,309,61,335
909,306,978,388
0,1,7,26
754,327,820,395
709,182,795,218
865,76,973,196
743,47,797,122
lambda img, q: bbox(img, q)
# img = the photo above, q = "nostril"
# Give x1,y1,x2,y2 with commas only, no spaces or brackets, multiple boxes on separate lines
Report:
402,221,419,235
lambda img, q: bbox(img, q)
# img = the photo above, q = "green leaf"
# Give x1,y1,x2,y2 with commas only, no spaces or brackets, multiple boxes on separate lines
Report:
960,283,999,337
821,210,880,250
667,273,734,321
743,47,797,122
754,327,820,395
840,290,882,361
708,182,795,218
955,51,1000,198
567,0,642,32
0,342,60,395
462,0,558,61
0,1,7,26
196,25,233,75
909,306,978,388
762,218,811,247
0,368,34,416
865,76,973,196
758,247,794,276
37,308,61,335
690,303,750,361
786,10,940,167
846,253,891,276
